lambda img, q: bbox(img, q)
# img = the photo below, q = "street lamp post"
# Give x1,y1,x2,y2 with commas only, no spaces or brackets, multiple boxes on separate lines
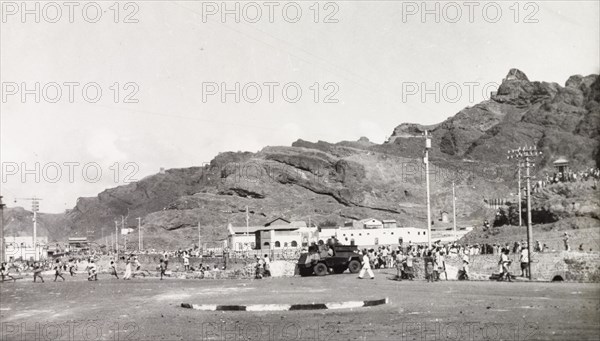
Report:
423,131,432,248
114,220,119,257
508,146,542,280
452,181,457,242
14,197,42,261
0,196,5,264
137,217,142,251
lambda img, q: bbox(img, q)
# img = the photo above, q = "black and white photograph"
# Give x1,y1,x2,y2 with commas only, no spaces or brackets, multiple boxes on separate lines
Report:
1,1,599,340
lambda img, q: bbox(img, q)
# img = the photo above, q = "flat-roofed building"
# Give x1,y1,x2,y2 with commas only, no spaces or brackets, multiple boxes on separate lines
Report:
3,236,48,261
226,218,318,251
319,226,427,247
382,220,397,229
67,237,89,252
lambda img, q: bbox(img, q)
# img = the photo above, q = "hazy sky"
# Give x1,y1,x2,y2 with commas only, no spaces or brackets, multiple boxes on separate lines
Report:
1,1,599,212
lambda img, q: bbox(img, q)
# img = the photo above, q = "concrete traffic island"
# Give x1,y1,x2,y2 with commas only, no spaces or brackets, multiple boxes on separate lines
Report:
181,298,389,311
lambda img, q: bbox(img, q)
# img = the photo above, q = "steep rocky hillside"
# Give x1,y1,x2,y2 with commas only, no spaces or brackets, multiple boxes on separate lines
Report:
3,207,69,242
4,69,599,248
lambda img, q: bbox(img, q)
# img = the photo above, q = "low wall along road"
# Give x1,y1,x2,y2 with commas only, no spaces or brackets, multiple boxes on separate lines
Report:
444,251,600,282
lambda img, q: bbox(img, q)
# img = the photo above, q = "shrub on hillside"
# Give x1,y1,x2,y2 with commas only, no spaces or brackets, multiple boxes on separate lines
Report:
320,219,339,228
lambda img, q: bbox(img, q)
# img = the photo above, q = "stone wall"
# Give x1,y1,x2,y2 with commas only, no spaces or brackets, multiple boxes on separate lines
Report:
444,251,600,282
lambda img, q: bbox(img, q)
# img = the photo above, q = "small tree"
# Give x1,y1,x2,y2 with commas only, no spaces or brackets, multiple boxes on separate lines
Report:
493,208,509,227
507,203,521,226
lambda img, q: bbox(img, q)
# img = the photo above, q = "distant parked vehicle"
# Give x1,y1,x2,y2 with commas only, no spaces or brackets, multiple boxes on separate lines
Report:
297,244,362,276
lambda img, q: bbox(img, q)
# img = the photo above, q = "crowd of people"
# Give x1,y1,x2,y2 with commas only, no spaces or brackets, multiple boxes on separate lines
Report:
353,241,470,281
254,254,271,279
0,226,590,284
0,251,189,283
534,167,600,192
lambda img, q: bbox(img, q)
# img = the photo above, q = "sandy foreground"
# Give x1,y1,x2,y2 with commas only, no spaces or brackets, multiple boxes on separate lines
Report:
1,269,598,341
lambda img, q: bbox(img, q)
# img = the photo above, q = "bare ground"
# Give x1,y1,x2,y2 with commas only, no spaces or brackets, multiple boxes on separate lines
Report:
1,269,599,341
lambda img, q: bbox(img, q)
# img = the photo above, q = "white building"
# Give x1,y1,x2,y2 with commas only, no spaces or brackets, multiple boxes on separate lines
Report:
226,217,430,250
225,224,260,251
319,225,428,247
226,218,319,251
3,236,48,261
360,218,383,229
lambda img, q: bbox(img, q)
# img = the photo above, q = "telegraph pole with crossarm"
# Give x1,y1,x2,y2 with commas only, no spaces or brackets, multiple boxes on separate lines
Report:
508,146,542,280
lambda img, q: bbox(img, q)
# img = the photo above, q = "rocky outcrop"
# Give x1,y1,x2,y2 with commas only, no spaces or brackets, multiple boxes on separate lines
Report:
6,70,598,248
387,69,599,169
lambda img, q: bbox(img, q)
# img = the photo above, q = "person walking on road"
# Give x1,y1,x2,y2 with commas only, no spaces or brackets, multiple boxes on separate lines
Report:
87,259,98,281
424,251,434,282
439,250,447,280
263,254,271,277
1,262,16,282
499,249,512,282
358,250,374,279
132,256,147,278
110,260,119,279
33,262,45,283
159,259,167,280
520,244,530,278
53,259,65,282
123,258,132,280
183,252,190,272
405,251,415,280
68,259,76,276
395,250,405,280
163,251,169,270
458,257,469,280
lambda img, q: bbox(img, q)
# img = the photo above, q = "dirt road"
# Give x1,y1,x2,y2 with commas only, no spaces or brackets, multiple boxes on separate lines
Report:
1,270,598,340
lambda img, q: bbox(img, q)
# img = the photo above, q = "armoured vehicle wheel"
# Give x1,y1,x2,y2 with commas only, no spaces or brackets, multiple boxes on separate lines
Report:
348,260,361,273
313,263,328,276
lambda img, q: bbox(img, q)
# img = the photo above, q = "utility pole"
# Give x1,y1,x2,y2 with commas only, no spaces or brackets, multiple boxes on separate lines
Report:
0,196,5,263
14,197,42,261
245,206,249,236
197,220,201,251
137,217,142,251
517,162,523,227
32,199,38,261
508,146,542,280
114,220,119,257
121,215,127,254
423,131,432,247
452,181,457,242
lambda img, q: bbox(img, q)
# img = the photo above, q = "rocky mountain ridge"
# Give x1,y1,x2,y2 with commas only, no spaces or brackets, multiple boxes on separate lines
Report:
4,69,599,247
